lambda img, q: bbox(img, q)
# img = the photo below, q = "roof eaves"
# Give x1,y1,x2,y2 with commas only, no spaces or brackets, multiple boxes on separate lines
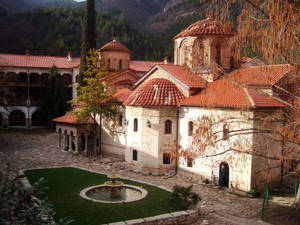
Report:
131,65,160,90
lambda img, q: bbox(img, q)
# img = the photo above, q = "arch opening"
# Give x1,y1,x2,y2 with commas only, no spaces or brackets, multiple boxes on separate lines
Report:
9,110,26,126
219,162,229,188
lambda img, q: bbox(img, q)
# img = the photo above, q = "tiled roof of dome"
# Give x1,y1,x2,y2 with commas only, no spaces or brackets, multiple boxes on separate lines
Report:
124,78,185,106
174,18,234,39
99,40,131,53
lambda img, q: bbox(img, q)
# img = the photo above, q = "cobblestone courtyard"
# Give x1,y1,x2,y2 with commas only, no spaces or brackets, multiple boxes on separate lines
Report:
0,129,295,225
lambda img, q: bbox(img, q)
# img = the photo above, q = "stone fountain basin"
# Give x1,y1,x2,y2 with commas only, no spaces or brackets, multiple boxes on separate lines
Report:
80,184,148,204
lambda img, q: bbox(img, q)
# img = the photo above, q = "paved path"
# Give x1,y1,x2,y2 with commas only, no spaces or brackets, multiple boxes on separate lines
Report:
0,129,276,225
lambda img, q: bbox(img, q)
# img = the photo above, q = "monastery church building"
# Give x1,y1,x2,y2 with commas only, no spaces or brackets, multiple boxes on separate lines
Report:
1,18,295,192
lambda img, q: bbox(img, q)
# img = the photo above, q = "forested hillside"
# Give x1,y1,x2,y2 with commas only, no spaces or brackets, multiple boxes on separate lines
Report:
0,0,241,60
0,7,168,60
0,0,76,13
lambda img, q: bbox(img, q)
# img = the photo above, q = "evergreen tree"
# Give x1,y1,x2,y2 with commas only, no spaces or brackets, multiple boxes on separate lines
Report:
79,0,97,87
73,49,116,156
38,66,68,128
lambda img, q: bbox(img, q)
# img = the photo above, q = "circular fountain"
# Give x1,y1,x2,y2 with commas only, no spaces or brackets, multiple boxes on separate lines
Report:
80,173,147,203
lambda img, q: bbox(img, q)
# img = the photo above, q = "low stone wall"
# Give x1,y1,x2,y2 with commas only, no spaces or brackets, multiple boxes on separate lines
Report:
106,209,200,225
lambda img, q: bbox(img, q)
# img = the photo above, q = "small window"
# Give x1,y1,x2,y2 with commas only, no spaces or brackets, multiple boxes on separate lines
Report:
165,120,172,134
119,59,122,70
187,158,193,167
163,153,171,164
133,149,137,161
215,43,221,65
118,115,123,127
188,121,193,136
134,118,138,132
223,124,229,140
107,59,111,69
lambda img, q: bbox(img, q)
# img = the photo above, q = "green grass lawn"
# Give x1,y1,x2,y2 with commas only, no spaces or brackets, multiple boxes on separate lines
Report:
25,167,179,225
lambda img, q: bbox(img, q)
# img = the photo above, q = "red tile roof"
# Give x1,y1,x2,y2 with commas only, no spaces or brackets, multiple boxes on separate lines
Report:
100,69,139,82
113,88,132,103
0,53,80,69
124,78,185,106
129,60,166,72
174,18,234,39
229,64,293,86
53,113,94,125
99,40,131,53
159,64,207,89
181,79,285,108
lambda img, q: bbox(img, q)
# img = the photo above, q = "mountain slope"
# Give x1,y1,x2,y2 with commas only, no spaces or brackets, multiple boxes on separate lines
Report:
0,0,76,13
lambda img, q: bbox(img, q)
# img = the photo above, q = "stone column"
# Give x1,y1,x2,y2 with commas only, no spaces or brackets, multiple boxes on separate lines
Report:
25,118,31,128
84,134,88,154
2,118,8,128
68,135,72,151
74,136,79,154
58,132,62,150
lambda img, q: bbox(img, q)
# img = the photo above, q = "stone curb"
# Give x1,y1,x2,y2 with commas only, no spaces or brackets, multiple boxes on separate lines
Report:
105,209,199,225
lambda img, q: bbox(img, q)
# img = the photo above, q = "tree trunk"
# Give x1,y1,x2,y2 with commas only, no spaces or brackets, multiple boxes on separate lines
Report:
99,114,102,157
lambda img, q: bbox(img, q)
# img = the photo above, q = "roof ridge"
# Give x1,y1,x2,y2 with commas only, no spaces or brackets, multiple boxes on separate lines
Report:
243,88,255,107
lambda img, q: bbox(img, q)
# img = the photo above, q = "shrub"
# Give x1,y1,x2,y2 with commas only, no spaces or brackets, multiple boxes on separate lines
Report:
0,166,72,225
170,185,201,210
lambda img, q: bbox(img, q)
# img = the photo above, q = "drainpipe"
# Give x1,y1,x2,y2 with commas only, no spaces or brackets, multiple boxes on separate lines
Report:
175,107,179,174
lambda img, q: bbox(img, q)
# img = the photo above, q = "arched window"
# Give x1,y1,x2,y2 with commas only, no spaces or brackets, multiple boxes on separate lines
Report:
215,43,221,65
163,153,171,164
223,124,229,140
119,59,122,70
107,58,111,69
165,120,172,134
118,115,123,127
134,118,138,132
133,149,137,161
188,121,193,136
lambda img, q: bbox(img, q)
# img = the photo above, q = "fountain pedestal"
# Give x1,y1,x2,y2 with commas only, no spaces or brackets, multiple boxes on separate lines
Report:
104,173,123,198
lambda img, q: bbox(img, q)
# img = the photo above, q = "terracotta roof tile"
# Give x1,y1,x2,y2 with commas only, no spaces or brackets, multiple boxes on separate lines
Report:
124,78,185,106
100,69,139,82
174,18,234,39
53,113,93,125
113,88,132,103
99,40,131,53
229,64,293,86
129,60,166,72
181,79,284,108
0,53,80,69
159,64,207,89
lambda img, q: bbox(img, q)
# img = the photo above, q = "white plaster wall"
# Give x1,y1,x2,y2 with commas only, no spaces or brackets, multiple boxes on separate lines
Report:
125,106,177,173
101,106,126,157
178,107,254,191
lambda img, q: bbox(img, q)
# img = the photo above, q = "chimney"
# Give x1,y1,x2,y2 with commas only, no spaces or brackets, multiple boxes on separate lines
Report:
163,56,169,64
25,49,30,56
67,51,72,62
